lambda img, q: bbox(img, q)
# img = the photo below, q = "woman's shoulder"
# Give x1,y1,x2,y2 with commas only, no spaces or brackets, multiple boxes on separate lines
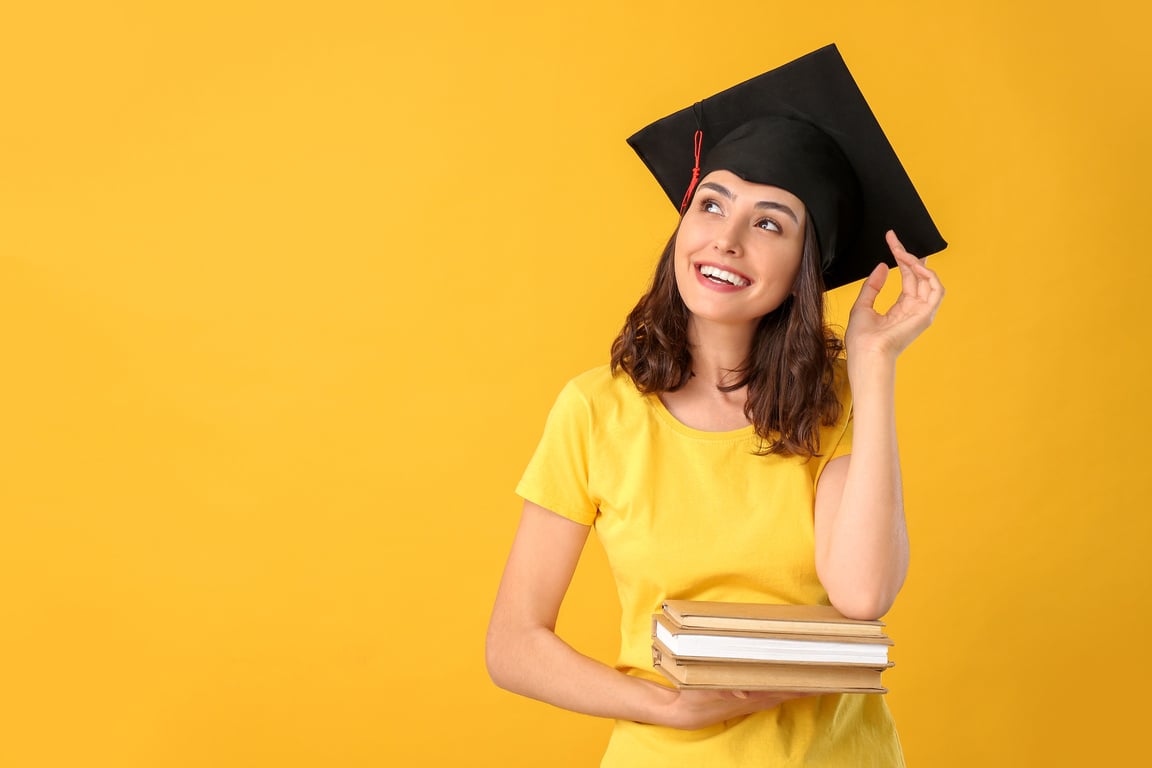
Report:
564,364,637,398
552,364,647,422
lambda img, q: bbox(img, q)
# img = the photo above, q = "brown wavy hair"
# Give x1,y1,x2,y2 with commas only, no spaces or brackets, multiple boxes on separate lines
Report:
610,217,844,457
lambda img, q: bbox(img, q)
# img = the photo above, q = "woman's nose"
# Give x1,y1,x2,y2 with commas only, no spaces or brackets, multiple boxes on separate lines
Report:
712,223,743,256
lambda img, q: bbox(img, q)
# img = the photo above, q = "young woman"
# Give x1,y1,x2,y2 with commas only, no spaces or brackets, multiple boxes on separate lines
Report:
487,46,946,766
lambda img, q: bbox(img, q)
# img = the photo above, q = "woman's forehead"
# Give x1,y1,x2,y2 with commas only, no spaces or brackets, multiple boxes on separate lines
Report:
697,170,806,211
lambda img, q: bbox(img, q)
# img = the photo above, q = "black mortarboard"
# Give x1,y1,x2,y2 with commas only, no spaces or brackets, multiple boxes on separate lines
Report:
626,44,947,289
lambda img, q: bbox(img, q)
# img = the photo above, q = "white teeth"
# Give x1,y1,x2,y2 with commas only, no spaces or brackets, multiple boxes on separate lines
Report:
699,265,750,287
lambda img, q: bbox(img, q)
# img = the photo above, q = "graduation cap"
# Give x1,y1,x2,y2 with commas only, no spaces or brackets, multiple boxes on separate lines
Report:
626,44,947,289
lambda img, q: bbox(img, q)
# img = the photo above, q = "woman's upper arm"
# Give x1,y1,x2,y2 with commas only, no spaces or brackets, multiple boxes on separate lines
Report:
489,499,592,634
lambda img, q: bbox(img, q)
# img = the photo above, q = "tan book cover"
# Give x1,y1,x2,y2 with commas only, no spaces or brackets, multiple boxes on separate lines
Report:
662,600,886,638
653,613,893,646
652,640,889,693
652,614,892,666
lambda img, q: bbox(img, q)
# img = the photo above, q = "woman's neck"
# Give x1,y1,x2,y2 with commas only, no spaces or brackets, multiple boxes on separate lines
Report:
685,317,756,388
658,317,756,432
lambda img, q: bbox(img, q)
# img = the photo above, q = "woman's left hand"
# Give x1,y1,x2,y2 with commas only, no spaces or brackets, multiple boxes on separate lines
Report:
845,230,945,362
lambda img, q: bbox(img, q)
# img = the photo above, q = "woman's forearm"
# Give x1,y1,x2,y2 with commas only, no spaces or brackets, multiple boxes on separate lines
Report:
486,615,804,730
816,353,909,619
486,620,673,722
818,238,943,618
485,501,679,725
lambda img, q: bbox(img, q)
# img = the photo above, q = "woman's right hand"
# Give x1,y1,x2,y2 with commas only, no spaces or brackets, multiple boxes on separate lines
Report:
647,681,812,730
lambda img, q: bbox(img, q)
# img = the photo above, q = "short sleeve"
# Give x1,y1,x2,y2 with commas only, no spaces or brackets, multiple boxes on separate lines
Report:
515,380,598,526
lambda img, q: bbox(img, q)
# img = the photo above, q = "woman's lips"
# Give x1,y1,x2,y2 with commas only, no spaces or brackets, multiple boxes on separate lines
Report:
694,262,752,291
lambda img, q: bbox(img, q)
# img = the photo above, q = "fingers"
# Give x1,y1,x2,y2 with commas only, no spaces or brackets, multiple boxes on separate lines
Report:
723,689,810,704
887,230,931,303
852,261,889,313
886,230,945,308
886,230,918,297
670,688,814,728
859,228,931,314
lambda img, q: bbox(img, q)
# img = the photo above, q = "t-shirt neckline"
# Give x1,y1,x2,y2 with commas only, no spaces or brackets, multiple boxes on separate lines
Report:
646,392,757,441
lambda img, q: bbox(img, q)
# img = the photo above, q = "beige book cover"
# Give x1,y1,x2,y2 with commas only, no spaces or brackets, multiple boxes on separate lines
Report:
653,613,894,646
662,600,886,637
652,640,889,693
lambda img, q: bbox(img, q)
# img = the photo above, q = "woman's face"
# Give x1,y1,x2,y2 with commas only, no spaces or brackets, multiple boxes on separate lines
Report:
674,170,807,331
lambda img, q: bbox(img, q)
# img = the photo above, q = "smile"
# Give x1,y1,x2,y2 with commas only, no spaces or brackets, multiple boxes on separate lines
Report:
697,264,751,288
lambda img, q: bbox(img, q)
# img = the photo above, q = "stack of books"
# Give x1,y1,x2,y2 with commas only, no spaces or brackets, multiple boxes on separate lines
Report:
651,600,894,693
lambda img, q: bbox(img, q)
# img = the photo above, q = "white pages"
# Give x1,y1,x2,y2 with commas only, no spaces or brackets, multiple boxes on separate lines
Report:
654,622,890,665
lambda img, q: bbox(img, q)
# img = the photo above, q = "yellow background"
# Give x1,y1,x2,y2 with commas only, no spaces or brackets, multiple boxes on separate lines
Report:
2,1,1149,765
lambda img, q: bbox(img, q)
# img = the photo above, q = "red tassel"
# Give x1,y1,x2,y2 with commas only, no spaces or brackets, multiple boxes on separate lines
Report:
679,129,704,214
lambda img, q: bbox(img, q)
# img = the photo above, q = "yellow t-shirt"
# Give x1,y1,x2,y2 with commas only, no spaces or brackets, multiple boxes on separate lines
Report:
516,363,904,767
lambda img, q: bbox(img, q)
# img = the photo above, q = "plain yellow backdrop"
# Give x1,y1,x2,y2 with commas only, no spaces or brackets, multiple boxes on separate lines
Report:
2,1,1149,765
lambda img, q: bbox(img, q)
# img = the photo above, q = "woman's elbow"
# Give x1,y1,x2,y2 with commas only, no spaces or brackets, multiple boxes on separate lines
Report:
485,615,539,692
818,554,908,620
827,591,894,621
825,574,905,620
485,623,515,690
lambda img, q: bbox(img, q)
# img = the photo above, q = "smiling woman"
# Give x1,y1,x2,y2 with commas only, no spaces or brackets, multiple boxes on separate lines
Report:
486,45,947,767
675,173,806,328
615,168,838,454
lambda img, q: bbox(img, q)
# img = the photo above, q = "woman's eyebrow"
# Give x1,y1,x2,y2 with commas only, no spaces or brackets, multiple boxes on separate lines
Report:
698,181,732,198
754,200,799,225
698,181,800,225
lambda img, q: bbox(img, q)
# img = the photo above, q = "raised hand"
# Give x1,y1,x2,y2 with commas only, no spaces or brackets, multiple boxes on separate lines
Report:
845,230,945,363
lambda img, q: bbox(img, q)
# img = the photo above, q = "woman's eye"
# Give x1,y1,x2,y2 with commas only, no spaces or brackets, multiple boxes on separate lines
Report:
757,218,781,233
701,199,723,214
